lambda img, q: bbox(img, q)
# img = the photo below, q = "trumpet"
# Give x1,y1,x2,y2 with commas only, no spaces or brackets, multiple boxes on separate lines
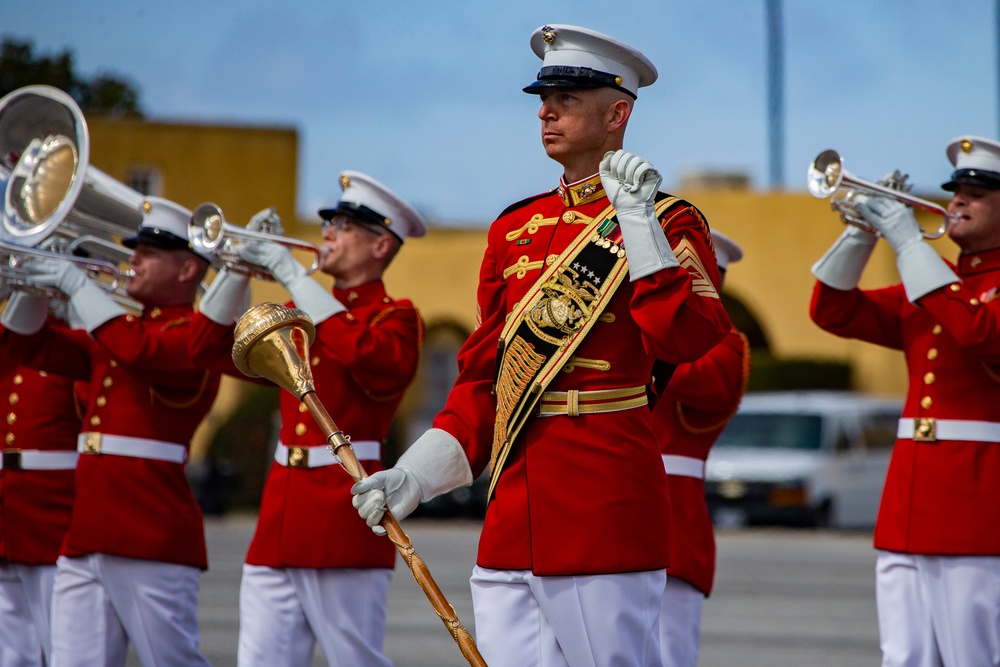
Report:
0,236,127,300
188,203,323,281
808,149,955,240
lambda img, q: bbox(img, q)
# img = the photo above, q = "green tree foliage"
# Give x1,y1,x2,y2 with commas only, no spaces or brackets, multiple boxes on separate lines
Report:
0,38,143,117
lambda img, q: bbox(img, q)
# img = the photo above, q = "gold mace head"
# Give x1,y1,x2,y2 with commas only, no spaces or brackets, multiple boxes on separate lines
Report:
232,302,317,399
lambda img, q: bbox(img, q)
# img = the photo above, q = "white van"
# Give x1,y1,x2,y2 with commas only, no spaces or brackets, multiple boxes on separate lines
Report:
704,391,902,529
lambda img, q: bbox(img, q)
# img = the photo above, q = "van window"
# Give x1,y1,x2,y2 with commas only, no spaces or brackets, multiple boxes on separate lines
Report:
715,413,824,450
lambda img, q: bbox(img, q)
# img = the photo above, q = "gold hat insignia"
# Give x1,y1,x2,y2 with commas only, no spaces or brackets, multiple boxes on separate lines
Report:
142,200,152,213
541,26,556,44
961,139,974,153
614,76,623,86
340,174,351,189
384,217,392,227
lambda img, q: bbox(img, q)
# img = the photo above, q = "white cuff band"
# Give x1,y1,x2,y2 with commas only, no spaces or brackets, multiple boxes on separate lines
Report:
617,207,680,280
286,275,346,325
896,243,958,303
811,230,878,291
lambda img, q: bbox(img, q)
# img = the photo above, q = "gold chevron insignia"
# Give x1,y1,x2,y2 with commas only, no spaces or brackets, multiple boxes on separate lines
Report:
673,237,719,299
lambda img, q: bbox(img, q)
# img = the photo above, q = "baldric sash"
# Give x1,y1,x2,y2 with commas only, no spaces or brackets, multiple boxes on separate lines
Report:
488,196,680,499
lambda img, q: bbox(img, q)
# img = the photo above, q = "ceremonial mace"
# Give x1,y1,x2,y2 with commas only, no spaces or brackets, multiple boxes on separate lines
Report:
232,303,487,667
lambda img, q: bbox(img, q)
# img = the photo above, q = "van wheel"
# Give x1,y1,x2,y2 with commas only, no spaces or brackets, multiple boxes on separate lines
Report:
812,500,834,528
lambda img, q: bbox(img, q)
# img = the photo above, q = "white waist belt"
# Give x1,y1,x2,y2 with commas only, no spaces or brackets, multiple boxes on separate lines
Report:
662,454,706,479
77,433,188,464
1,449,79,471
275,440,381,468
897,418,1000,443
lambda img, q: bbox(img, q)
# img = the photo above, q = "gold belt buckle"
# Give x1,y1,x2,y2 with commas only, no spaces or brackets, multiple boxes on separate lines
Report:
913,417,937,443
83,432,102,455
287,446,309,468
2,449,22,471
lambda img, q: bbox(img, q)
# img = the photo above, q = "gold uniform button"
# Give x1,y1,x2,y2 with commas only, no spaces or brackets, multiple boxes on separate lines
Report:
126,315,135,323
949,284,961,292
924,372,936,385
150,307,162,319
96,396,107,408
110,360,118,368
970,298,980,306
295,423,307,436
4,433,13,445
932,325,942,335
920,396,933,409
562,211,577,223
103,377,113,388
298,403,308,413
8,393,17,406
38,371,47,378
6,413,15,425
90,416,101,427
345,313,355,321
12,375,22,385
927,348,938,360
311,356,320,367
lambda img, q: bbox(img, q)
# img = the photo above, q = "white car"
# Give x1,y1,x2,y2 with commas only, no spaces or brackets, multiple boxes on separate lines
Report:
704,391,903,529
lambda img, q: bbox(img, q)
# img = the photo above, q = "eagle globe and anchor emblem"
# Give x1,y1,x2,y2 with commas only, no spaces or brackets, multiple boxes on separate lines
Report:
526,265,600,345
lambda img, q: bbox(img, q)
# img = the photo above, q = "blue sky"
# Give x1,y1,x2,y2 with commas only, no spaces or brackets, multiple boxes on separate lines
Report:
5,1,998,226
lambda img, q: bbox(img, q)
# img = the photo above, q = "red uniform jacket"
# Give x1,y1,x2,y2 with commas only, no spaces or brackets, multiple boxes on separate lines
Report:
433,174,732,575
811,247,1000,555
650,329,749,595
190,280,422,568
0,356,81,565
2,305,219,568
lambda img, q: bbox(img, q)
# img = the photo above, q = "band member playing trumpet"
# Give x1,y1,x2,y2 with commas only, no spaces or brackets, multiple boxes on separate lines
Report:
0,304,82,667
1,197,218,667
351,24,731,667
190,172,425,667
811,136,1000,667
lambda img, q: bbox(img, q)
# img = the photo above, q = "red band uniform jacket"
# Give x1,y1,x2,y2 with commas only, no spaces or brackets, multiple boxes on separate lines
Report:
811,247,1000,555
190,280,422,568
0,319,82,564
2,306,219,568
649,328,749,595
432,175,732,576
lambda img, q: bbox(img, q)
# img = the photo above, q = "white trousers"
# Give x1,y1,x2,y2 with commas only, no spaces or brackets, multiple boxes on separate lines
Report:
659,577,704,667
470,565,665,667
0,563,55,667
876,550,1000,667
237,564,392,667
50,554,210,667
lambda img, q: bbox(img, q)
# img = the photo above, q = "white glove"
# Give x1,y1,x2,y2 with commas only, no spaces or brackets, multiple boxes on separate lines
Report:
856,197,921,256
351,428,473,536
599,150,680,280
22,257,89,297
198,267,251,325
857,197,957,302
237,241,344,324
22,257,124,332
811,225,878,291
246,207,283,234
0,291,50,334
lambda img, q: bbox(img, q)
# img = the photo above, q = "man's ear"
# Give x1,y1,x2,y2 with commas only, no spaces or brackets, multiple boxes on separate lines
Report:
607,98,632,133
371,235,394,261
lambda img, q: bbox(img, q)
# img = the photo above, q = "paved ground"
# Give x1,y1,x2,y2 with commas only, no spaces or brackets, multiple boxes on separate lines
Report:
128,515,882,666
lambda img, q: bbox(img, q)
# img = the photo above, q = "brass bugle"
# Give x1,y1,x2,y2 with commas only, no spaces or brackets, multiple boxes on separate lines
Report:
808,149,955,240
188,203,323,280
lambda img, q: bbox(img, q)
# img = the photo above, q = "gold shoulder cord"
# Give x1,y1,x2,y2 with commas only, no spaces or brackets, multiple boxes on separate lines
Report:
149,370,212,409
675,332,750,434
